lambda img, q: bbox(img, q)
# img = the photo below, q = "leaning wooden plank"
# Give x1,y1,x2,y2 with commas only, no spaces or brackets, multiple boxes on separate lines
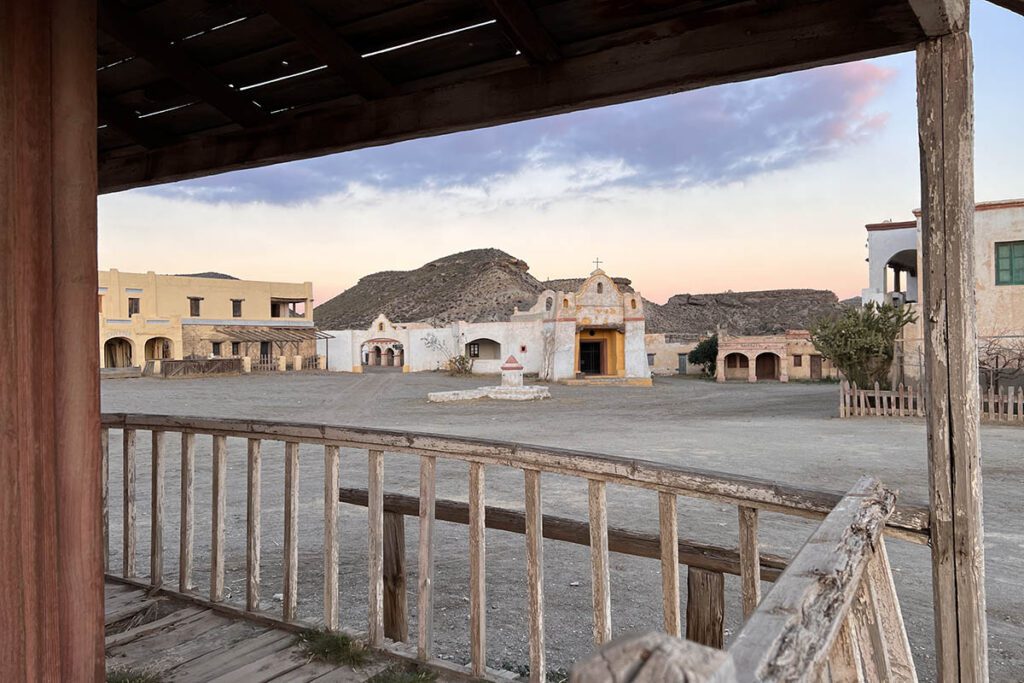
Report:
864,541,918,681
104,605,207,648
204,645,306,683
367,448,385,646
123,428,137,577
283,441,300,621
180,432,195,592
104,597,162,626
469,462,487,675
738,505,761,619
569,631,733,682
587,478,612,646
323,444,340,631
524,468,546,683
211,435,227,602
658,491,681,637
247,438,262,612
102,428,110,572
417,455,436,660
726,477,895,682
151,429,166,587
339,487,791,580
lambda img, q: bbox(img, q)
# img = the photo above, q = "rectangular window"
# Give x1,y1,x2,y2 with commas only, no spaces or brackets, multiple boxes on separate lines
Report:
231,341,240,356
189,297,202,316
212,342,222,356
647,353,656,366
232,299,243,317
127,297,140,316
792,354,803,367
996,241,1024,285
468,343,480,358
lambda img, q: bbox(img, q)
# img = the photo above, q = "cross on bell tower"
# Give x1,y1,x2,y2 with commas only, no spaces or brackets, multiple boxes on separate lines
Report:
593,257,603,270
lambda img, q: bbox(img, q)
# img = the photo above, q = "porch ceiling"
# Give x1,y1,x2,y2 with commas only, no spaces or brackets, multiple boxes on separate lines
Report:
96,0,962,193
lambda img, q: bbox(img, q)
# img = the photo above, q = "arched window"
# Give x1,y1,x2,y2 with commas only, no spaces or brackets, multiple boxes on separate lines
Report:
378,322,384,332
563,298,569,308
545,297,553,311
597,282,604,294
630,298,637,310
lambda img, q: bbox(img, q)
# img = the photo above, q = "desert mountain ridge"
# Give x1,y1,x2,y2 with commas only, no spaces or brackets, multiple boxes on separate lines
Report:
313,249,849,335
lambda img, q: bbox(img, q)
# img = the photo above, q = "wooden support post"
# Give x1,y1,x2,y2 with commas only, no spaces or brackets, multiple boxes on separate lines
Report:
588,479,612,645
383,510,408,642
102,429,109,572
283,442,299,620
738,506,761,619
246,439,261,611
417,455,436,660
368,449,385,646
917,27,988,682
150,430,166,587
658,492,681,637
324,445,340,630
686,567,725,649
469,462,487,673
524,469,546,682
123,429,137,577
210,435,227,602
179,432,194,592
0,2,101,677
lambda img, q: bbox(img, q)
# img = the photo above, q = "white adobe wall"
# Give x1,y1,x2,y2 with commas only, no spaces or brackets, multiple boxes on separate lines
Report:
318,331,353,371
624,319,650,378
863,226,919,305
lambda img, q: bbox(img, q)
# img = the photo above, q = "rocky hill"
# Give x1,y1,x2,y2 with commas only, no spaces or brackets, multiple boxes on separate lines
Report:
314,249,845,334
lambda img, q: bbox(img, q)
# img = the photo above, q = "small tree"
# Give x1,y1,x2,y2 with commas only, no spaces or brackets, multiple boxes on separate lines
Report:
810,302,917,389
688,334,718,378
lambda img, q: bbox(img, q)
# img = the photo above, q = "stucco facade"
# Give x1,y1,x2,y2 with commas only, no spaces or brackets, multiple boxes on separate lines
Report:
318,269,651,384
98,269,316,368
863,199,1024,383
715,330,838,383
644,333,703,376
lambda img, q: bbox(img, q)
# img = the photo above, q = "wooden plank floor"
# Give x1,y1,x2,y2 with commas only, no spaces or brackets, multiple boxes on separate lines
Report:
104,581,397,682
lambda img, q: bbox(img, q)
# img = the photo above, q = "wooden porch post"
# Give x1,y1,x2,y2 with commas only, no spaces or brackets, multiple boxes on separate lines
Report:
0,0,102,680
917,25,989,682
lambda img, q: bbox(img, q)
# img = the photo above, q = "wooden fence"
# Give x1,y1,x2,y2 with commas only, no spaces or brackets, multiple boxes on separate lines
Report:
99,413,930,682
160,358,242,378
250,355,277,372
839,380,1024,423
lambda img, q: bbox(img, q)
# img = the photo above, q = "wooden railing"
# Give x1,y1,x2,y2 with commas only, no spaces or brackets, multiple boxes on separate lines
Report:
840,379,1024,422
100,414,929,682
159,357,243,378
572,477,917,682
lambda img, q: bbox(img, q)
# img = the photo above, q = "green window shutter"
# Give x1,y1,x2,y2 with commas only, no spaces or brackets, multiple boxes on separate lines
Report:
996,241,1024,285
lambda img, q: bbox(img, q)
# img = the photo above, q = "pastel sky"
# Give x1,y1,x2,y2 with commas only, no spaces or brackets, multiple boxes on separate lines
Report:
98,4,1024,306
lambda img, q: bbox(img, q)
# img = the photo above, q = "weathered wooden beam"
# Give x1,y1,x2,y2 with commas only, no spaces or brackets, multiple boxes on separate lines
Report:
99,0,925,191
917,29,989,682
986,0,1024,16
570,631,732,682
257,0,394,100
486,0,561,64
1,0,102,678
686,568,725,649
908,0,967,35
98,0,268,127
383,510,408,642
338,487,789,580
97,95,169,149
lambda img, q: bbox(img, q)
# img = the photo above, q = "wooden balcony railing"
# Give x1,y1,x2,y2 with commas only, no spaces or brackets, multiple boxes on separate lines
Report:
100,413,929,682
572,477,916,682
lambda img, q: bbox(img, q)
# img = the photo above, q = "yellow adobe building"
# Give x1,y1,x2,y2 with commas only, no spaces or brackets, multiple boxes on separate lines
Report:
98,269,315,368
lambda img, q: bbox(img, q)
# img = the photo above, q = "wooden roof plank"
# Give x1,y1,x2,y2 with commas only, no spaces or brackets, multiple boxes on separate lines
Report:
486,0,562,64
98,0,925,192
257,0,394,99
98,95,172,149
985,0,1024,16
99,0,271,127
907,0,967,34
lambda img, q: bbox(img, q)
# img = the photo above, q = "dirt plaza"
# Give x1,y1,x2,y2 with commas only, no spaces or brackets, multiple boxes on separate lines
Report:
101,372,1024,680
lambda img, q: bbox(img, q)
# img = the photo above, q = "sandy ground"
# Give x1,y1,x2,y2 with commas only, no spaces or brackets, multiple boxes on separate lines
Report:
101,372,1024,680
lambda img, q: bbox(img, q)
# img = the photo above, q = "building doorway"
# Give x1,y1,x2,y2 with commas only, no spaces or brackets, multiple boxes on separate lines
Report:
385,348,395,367
104,338,133,368
260,341,271,359
580,341,603,375
810,354,823,380
144,337,172,360
677,354,688,374
372,346,382,366
755,353,780,380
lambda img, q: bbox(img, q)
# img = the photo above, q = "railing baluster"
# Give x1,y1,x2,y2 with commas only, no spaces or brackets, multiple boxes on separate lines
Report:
469,462,487,675
587,479,611,645
383,510,408,641
179,432,194,592
283,441,299,620
417,455,436,660
828,618,863,682
122,428,136,577
864,540,917,681
324,444,340,630
658,491,680,637
101,428,109,572
686,567,725,649
210,434,227,602
738,505,761,619
850,582,887,680
150,430,165,587
524,468,546,683
246,438,261,611
368,449,385,646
